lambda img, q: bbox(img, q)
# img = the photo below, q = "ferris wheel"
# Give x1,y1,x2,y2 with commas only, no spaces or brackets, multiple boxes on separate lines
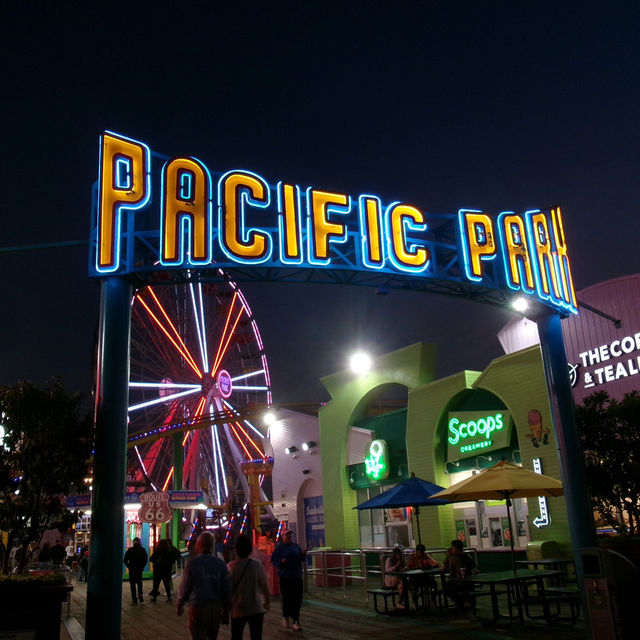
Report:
126,272,272,507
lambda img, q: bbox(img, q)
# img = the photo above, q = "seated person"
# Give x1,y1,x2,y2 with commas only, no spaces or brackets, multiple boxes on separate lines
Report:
384,548,406,609
406,544,438,570
405,544,439,601
441,539,476,610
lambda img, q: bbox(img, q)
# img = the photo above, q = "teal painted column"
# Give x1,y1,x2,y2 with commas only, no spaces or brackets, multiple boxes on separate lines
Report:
172,433,183,546
86,277,132,639
536,311,597,583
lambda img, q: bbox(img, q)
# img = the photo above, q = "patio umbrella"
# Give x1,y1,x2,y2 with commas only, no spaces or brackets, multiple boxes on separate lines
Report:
354,474,449,543
430,460,563,572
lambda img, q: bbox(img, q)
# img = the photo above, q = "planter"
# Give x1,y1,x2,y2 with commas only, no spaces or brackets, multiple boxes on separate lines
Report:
0,578,72,639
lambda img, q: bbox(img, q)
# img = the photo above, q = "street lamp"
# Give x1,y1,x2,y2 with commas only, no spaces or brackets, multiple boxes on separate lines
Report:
349,351,372,375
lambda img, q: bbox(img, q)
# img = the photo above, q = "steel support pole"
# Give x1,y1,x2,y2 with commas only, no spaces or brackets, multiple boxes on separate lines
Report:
85,277,132,639
536,311,597,583
172,434,183,546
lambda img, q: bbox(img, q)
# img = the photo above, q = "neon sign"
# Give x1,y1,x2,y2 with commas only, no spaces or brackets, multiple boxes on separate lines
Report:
364,439,389,481
447,411,511,460
532,458,551,527
91,132,578,315
216,370,232,399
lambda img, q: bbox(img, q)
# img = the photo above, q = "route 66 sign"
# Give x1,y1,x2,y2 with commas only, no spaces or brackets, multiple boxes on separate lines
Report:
139,491,172,523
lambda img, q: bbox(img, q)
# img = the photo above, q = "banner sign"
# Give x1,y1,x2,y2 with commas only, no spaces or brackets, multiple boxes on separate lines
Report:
90,132,578,316
168,490,204,506
66,494,92,508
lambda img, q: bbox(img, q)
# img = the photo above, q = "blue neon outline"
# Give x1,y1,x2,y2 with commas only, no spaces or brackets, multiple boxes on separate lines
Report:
96,131,151,274
496,211,535,295
114,156,132,190
457,209,497,282
217,169,272,265
305,188,351,266
276,181,304,265
524,210,560,305
159,156,213,267
358,195,385,270
179,170,194,201
549,209,578,313
384,202,429,274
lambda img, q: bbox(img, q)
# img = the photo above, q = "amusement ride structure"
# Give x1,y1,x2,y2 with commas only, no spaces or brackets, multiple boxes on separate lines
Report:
125,271,273,533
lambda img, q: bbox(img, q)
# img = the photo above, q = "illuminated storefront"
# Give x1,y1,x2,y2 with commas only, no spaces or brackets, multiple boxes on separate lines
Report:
319,342,570,553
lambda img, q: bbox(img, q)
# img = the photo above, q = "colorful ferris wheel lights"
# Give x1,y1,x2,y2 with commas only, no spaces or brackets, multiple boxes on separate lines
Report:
137,292,203,379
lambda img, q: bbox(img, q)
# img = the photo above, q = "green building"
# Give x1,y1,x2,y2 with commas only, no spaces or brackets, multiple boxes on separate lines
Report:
319,342,569,556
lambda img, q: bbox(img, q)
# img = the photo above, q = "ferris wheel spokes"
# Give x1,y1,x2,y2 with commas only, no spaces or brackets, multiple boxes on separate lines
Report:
189,282,210,373
137,287,203,378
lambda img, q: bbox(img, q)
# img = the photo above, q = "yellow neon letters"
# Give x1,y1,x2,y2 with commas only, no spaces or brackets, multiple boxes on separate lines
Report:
308,189,349,264
161,158,211,265
94,133,577,315
387,203,429,271
277,183,302,263
460,211,496,280
550,207,577,308
359,196,384,268
219,171,270,262
97,133,149,271
500,213,535,292
529,211,561,300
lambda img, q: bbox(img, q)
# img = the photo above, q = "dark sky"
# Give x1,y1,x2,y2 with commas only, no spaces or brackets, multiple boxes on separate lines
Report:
1,2,638,404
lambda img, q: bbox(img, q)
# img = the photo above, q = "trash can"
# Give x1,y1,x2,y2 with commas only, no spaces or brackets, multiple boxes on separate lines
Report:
582,547,637,640
526,540,560,560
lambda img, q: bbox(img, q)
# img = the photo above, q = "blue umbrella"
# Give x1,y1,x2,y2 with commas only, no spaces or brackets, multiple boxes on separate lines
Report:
354,474,449,543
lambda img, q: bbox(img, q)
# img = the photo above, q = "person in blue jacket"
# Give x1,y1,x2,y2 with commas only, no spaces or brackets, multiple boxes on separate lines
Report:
270,529,306,631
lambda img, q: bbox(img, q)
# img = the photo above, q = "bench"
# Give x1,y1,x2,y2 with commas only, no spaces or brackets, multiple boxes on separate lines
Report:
367,587,400,614
520,587,581,626
540,587,581,626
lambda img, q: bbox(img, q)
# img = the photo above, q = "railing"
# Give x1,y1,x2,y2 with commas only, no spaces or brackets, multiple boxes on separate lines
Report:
304,547,477,604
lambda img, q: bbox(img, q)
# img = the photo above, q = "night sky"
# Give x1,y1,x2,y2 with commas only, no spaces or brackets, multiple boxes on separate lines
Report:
1,2,638,405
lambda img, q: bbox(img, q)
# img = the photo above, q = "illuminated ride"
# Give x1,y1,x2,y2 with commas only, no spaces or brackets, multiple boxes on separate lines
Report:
126,271,273,520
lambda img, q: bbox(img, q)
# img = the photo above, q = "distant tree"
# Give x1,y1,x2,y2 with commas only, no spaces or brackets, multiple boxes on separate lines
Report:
0,379,93,573
575,390,640,535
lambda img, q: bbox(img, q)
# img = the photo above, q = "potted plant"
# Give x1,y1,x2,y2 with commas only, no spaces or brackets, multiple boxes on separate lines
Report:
0,572,72,638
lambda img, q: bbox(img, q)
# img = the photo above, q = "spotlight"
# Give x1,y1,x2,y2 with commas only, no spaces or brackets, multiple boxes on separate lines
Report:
349,351,372,375
511,296,529,313
302,441,317,451
285,445,298,455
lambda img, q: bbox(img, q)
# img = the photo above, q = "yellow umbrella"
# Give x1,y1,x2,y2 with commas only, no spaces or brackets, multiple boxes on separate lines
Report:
431,460,564,572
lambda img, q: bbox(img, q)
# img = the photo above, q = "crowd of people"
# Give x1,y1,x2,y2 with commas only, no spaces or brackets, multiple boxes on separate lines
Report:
2,535,83,574
383,540,478,612
121,527,303,640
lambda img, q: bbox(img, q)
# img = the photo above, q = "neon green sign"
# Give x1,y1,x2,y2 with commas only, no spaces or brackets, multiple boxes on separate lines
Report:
365,439,389,480
447,411,511,460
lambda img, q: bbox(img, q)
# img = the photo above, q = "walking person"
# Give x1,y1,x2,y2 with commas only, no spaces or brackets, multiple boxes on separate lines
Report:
124,536,148,604
149,539,174,602
270,528,306,631
176,531,231,640
228,535,270,640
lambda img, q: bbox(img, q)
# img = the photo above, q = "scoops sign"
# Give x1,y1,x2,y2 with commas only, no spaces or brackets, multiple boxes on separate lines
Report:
447,410,511,461
139,491,172,523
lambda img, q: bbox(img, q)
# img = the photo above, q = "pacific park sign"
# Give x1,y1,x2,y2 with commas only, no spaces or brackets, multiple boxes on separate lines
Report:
90,132,577,316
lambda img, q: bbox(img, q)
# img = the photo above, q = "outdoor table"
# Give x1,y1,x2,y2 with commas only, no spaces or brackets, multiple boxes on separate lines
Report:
386,568,446,610
450,569,564,625
515,558,576,584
